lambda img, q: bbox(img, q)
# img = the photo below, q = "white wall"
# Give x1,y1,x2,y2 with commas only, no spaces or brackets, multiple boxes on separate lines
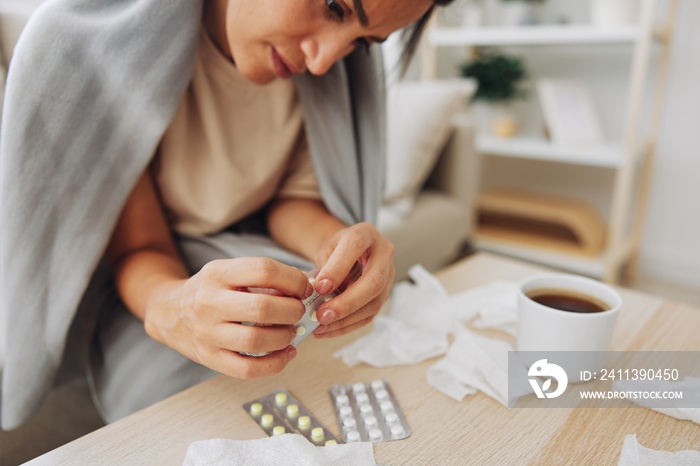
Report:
639,0,700,289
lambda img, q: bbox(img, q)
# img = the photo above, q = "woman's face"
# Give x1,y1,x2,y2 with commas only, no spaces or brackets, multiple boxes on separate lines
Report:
214,0,433,84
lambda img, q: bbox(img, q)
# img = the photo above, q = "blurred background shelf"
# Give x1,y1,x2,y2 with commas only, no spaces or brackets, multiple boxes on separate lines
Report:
476,134,621,168
420,0,679,283
428,25,641,47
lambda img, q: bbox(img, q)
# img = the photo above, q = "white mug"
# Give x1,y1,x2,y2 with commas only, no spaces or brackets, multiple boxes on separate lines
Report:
516,273,622,382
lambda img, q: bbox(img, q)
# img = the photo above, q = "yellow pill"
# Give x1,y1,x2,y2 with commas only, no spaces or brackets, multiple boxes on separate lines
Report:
249,402,263,416
311,427,324,441
308,277,317,287
261,413,273,428
275,392,287,406
295,325,306,336
310,311,318,322
272,425,286,436
298,415,311,430
286,404,299,417
324,440,338,446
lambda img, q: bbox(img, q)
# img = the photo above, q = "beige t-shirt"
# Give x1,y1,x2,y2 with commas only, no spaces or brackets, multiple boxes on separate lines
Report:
153,28,321,236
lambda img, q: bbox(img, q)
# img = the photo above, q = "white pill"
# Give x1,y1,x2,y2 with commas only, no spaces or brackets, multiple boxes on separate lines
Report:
380,401,394,412
335,394,349,406
342,417,357,429
310,311,318,322
346,430,361,442
352,383,366,393
364,415,378,427
391,424,405,437
385,412,399,424
374,389,389,400
370,380,385,390
339,406,353,417
355,393,369,404
308,277,317,287
295,325,306,335
359,404,373,415
369,428,383,441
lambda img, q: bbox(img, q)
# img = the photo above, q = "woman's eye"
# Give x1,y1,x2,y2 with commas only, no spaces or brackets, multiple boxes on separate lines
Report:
326,0,345,21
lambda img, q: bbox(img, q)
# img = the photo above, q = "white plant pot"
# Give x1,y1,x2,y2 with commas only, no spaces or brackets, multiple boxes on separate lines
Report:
591,0,638,27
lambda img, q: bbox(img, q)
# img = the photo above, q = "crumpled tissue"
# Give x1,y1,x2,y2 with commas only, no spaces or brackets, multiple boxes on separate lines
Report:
334,264,521,406
618,434,700,466
183,434,375,466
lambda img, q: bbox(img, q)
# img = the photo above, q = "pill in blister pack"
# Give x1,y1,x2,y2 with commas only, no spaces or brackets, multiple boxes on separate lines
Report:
243,389,341,446
240,270,339,357
330,380,411,443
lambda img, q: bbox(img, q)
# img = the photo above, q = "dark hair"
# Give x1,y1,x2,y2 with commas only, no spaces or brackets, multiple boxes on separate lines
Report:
400,1,455,74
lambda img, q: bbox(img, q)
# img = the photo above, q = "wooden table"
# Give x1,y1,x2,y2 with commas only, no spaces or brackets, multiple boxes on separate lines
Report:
27,253,700,465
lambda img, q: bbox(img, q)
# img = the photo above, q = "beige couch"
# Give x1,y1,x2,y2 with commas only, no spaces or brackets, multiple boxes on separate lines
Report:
378,112,476,280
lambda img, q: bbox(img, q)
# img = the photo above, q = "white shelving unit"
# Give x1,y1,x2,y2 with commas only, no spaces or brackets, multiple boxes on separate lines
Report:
428,25,641,47
421,0,678,283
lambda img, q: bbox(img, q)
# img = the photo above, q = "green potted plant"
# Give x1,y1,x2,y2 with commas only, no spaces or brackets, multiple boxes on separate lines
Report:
459,50,527,137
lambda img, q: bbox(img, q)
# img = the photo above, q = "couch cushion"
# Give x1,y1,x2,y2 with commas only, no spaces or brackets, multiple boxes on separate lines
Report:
378,190,470,281
383,79,474,216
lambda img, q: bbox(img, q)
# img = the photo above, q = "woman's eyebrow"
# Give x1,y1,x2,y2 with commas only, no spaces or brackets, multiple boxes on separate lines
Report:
352,0,369,26
351,0,388,43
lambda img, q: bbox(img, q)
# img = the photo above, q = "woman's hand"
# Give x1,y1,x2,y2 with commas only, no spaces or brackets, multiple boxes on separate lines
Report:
310,222,395,338
145,257,313,379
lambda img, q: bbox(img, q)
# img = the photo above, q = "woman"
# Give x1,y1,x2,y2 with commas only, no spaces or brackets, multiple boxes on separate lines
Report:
0,0,452,428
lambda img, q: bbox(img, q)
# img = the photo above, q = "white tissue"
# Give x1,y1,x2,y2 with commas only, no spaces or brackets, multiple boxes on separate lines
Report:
183,434,375,466
426,327,512,404
334,265,520,405
614,377,700,425
334,265,452,367
334,315,448,367
618,434,700,466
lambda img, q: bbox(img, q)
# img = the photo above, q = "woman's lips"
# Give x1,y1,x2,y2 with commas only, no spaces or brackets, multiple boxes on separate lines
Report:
271,48,299,79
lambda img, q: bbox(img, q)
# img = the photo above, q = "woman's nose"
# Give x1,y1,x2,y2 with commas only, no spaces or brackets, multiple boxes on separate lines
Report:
300,35,353,76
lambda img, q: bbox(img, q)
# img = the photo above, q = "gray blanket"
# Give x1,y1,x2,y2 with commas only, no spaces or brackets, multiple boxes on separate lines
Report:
0,0,384,430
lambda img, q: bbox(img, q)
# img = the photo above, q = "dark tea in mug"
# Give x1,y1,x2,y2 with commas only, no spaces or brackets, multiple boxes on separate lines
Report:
526,288,610,314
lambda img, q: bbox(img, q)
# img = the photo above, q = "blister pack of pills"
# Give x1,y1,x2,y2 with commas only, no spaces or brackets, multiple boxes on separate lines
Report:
243,389,340,446
241,270,338,357
292,272,338,347
329,380,411,443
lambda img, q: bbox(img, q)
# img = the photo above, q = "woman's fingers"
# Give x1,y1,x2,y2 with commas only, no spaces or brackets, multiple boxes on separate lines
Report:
209,346,298,379
200,257,313,299
198,288,306,325
313,223,395,330
313,271,393,336
207,322,297,354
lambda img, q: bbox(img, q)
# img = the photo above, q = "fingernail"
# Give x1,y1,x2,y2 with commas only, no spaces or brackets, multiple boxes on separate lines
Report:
318,309,337,325
317,279,333,295
305,281,314,298
288,346,297,361
313,325,328,335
